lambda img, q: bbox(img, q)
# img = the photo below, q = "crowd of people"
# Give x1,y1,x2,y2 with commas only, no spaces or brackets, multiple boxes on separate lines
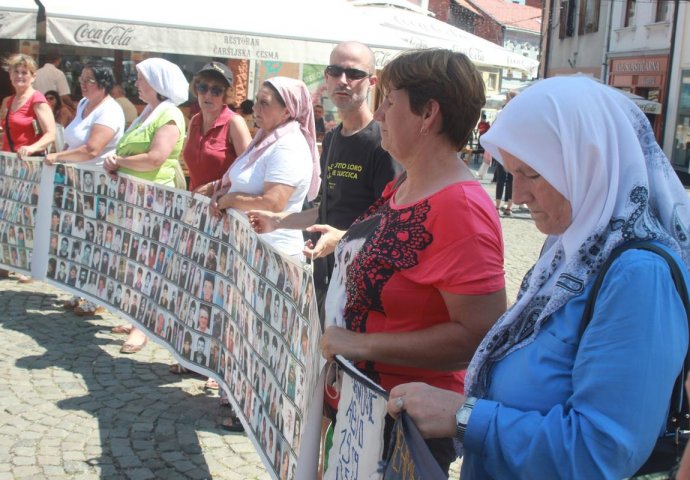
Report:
1,42,689,480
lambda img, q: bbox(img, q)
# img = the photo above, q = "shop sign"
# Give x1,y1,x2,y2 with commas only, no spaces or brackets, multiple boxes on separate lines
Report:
73,23,134,47
206,34,277,60
614,58,664,74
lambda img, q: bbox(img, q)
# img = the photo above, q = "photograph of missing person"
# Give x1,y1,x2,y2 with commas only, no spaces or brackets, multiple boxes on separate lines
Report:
192,334,209,366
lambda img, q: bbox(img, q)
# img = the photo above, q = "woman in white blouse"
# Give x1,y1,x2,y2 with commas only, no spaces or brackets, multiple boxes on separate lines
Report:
46,61,125,315
45,61,125,166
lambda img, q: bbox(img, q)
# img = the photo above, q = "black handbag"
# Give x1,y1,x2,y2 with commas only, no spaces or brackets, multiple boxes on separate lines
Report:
579,241,690,477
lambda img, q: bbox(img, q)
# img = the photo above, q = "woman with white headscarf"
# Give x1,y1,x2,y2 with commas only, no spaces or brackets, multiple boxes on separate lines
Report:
212,76,319,257
385,76,690,479
104,57,188,188
104,58,188,353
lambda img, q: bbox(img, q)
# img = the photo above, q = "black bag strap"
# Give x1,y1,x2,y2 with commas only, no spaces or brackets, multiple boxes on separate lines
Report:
4,96,15,153
579,241,690,439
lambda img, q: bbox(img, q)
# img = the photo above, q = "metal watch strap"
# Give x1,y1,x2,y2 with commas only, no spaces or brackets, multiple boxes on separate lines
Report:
456,396,477,444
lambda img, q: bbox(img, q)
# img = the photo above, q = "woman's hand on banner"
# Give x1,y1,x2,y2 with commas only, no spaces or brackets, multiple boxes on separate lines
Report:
320,326,364,363
103,154,121,179
44,153,59,165
17,145,39,159
193,181,216,198
247,210,284,234
209,189,226,217
387,382,464,439
303,224,344,259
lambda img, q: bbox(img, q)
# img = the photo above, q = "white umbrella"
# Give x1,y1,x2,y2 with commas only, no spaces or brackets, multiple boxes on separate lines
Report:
516,76,662,115
350,2,539,76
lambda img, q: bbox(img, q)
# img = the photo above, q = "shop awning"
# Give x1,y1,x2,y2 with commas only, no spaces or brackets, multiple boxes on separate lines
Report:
40,0,406,66
617,89,662,115
0,0,38,39
41,0,539,75
350,2,539,76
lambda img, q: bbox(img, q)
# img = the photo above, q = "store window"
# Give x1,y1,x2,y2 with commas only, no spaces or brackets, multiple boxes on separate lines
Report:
483,72,498,91
624,0,636,27
655,0,670,22
579,0,601,34
559,0,576,38
672,70,690,169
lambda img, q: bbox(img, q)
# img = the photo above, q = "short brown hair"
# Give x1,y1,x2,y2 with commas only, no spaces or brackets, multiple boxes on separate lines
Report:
4,53,38,75
377,49,485,150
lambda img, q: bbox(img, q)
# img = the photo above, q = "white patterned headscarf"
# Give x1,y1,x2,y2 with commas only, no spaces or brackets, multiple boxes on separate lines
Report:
467,76,690,397
136,58,189,106
127,58,189,134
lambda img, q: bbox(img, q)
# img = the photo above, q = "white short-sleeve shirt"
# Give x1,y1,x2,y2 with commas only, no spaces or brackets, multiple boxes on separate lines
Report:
33,64,71,97
63,96,125,165
228,123,313,256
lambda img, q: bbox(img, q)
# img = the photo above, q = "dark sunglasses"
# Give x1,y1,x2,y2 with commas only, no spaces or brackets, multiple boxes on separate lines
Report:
196,82,224,97
325,65,370,80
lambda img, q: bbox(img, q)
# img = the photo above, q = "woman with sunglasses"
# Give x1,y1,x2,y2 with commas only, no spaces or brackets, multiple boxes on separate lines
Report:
46,61,125,315
183,62,251,194
170,62,251,381
104,57,189,354
45,90,73,128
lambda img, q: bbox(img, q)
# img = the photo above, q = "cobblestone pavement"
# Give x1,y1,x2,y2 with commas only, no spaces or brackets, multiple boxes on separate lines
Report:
0,173,544,480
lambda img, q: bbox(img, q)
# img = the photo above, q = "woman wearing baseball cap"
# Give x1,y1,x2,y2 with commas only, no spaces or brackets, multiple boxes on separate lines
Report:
183,61,251,193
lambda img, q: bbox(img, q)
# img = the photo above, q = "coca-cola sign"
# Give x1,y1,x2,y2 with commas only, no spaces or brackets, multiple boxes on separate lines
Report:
74,23,134,47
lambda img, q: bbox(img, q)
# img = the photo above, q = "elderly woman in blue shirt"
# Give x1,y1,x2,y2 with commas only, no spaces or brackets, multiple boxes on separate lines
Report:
386,76,690,479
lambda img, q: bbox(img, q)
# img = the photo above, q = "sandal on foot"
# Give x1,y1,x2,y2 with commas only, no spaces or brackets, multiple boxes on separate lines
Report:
63,296,82,309
220,416,244,433
112,324,133,334
170,363,190,375
120,337,147,354
74,302,105,316
204,379,220,391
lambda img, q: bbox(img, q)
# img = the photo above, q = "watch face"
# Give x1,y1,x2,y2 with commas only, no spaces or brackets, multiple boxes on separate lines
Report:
457,405,472,425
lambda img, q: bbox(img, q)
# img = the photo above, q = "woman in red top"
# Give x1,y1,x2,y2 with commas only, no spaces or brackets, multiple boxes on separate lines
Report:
313,49,507,474
0,53,56,280
1,54,56,158
175,62,251,412
182,62,251,193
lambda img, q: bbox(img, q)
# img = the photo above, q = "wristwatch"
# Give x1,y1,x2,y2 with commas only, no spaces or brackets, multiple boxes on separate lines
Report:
455,396,477,444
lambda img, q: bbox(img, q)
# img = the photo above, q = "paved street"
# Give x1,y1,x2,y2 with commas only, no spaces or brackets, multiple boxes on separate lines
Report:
0,174,545,479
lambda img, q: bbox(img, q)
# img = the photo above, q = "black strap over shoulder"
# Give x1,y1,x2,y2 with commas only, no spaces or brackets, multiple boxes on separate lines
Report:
4,97,15,153
579,240,690,439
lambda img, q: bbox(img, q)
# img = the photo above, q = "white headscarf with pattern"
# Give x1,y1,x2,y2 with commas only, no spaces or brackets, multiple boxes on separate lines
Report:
468,76,690,397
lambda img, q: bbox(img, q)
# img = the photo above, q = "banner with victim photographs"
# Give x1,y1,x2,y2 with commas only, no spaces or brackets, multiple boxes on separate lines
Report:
0,153,323,480
0,155,43,274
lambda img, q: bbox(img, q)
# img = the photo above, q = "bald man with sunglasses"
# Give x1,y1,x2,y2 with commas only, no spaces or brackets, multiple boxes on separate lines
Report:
248,41,399,319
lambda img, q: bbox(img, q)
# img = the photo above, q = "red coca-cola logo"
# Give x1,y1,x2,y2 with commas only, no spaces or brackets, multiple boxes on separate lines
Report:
73,23,134,47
